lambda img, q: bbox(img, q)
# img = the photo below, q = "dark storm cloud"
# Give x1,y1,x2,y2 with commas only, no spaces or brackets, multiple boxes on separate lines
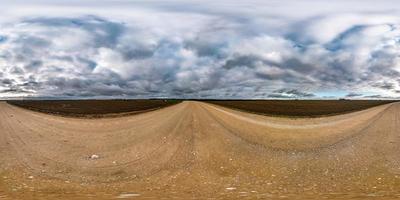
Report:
364,95,384,98
223,55,260,69
1,79,14,85
372,82,395,90
268,88,315,98
184,37,229,58
363,94,397,99
345,92,363,98
0,88,33,94
120,48,155,60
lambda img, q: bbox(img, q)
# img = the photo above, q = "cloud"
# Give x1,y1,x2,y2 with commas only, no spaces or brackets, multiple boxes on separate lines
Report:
363,94,397,99
0,88,33,94
0,1,400,99
268,89,315,98
371,81,397,91
345,92,363,98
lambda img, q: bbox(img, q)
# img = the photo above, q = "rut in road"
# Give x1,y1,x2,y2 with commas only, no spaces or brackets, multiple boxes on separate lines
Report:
0,101,399,199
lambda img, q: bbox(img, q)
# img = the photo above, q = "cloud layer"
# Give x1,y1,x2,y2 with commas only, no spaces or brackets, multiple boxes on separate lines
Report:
1,0,400,99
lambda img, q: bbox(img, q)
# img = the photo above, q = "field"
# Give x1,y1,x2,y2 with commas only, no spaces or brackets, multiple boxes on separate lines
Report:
206,100,396,117
6,99,180,117
1,100,400,199
6,100,395,118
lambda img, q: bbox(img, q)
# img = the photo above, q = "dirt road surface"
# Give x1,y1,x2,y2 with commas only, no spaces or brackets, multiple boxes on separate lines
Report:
0,101,400,199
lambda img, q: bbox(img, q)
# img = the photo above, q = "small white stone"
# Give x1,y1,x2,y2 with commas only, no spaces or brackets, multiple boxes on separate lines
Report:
226,187,236,190
90,154,100,159
116,193,141,198
28,176,34,179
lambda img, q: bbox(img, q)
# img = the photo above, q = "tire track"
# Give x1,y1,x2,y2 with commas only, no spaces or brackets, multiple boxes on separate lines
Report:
199,101,393,151
1,101,400,199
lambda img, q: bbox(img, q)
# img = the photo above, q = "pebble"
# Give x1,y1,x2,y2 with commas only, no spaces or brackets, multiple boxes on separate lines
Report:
116,193,141,198
226,187,236,190
90,154,100,159
28,176,34,179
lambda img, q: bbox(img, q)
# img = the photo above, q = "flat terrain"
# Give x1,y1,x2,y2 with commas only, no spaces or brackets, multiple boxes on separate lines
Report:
0,101,400,199
6,100,180,118
206,100,396,117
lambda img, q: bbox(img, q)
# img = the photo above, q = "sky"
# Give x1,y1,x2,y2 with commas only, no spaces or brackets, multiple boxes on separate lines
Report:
1,0,400,99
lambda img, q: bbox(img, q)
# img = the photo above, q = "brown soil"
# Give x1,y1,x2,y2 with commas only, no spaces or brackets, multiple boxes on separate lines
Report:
6,100,180,118
206,100,396,117
0,101,400,199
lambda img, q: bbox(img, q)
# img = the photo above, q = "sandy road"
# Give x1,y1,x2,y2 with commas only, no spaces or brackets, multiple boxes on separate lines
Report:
0,101,400,199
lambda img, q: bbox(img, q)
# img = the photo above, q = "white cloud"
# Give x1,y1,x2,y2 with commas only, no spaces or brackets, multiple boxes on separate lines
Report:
0,1,400,98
